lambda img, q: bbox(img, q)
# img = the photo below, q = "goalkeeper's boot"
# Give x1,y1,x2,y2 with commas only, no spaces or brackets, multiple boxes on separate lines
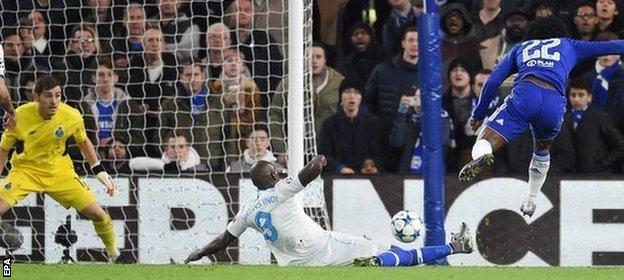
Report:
458,154,494,182
108,250,120,264
520,200,536,218
353,256,381,267
449,222,473,254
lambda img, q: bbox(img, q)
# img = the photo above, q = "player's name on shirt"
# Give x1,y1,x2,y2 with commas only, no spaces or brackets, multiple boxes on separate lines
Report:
241,193,280,222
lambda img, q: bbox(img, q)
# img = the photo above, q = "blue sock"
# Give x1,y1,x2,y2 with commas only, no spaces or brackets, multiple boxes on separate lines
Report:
419,245,452,264
377,245,452,266
377,247,413,266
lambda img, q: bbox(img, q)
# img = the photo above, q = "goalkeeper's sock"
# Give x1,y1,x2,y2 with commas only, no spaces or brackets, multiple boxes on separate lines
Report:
377,245,452,266
93,214,118,256
527,151,550,202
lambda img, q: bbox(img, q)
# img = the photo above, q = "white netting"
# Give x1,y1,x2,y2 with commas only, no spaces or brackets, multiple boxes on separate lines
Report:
0,0,328,264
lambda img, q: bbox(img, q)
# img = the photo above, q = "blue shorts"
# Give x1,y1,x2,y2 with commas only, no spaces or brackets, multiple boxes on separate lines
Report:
485,81,566,142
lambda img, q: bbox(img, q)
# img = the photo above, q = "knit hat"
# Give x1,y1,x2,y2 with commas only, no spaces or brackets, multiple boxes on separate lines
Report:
348,22,374,38
447,57,474,79
339,78,363,95
504,7,530,21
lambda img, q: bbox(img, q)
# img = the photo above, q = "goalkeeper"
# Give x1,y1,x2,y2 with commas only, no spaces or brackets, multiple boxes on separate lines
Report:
0,75,119,262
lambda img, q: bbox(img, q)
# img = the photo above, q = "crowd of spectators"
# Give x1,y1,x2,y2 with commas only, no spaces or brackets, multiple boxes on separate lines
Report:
0,0,622,176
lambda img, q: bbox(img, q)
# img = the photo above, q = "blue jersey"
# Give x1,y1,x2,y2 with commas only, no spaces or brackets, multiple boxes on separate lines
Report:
473,38,624,120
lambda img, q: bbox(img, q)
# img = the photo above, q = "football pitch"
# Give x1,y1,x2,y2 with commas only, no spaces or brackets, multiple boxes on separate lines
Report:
11,264,624,280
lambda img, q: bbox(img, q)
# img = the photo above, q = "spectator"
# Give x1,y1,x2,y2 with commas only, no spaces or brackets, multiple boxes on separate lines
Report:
225,0,284,107
252,0,289,58
337,22,388,88
308,42,343,134
472,0,504,42
440,2,483,88
17,67,36,105
116,27,175,158
582,31,624,134
209,48,263,163
17,18,34,60
63,24,101,107
202,23,232,81
571,1,599,42
83,57,129,148
1,28,33,103
111,4,147,75
9,0,82,57
595,0,624,36
315,0,349,66
319,79,383,175
26,11,54,73
81,0,122,55
270,43,343,165
129,131,205,173
563,77,624,173
148,0,201,62
443,58,476,171
365,25,419,172
102,137,131,175
381,0,419,55
161,64,226,171
569,1,601,78
471,69,501,117
528,0,558,18
480,7,529,70
127,25,177,116
389,89,453,174
340,0,392,51
227,124,286,173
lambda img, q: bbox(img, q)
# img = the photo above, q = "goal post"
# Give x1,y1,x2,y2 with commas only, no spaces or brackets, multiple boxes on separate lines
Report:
419,0,446,263
0,0,329,264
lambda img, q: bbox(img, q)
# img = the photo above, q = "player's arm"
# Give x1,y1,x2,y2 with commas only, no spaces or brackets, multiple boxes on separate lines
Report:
0,147,8,173
572,39,624,59
0,45,16,129
184,230,237,264
0,79,16,130
297,154,328,186
76,137,116,196
470,46,517,129
0,120,16,171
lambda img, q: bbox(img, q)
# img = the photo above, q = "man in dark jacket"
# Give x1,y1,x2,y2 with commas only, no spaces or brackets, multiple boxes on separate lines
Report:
563,77,624,173
337,22,387,89
319,79,383,174
365,25,419,172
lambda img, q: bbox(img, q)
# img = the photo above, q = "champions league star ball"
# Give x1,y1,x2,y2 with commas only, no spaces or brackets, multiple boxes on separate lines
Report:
390,210,423,243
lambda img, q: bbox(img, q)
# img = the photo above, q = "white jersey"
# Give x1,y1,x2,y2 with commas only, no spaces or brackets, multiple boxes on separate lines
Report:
0,45,5,77
226,175,389,266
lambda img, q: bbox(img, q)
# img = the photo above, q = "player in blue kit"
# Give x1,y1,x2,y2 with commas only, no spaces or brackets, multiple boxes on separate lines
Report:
458,16,624,217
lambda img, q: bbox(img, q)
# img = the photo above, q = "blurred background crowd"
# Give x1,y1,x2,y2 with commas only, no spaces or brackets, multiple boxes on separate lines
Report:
0,0,622,176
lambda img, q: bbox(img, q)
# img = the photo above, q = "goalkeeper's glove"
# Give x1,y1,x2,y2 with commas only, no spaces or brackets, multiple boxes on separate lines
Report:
91,162,117,196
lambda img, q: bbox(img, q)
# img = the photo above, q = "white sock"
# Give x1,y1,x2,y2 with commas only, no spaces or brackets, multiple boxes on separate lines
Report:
471,139,493,160
528,152,550,202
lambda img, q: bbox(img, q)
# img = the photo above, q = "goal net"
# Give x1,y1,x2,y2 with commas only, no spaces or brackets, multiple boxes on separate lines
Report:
0,0,327,264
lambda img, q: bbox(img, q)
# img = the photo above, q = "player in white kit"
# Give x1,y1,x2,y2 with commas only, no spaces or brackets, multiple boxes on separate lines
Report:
185,155,473,266
0,45,17,129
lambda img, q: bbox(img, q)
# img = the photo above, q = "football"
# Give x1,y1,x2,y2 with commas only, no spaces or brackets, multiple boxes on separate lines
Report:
390,210,423,243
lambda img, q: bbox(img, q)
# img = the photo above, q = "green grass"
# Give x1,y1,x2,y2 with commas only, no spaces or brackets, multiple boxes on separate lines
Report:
10,264,624,280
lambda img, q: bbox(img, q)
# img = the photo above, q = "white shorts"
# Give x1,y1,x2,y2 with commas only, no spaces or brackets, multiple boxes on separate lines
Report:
294,231,391,266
